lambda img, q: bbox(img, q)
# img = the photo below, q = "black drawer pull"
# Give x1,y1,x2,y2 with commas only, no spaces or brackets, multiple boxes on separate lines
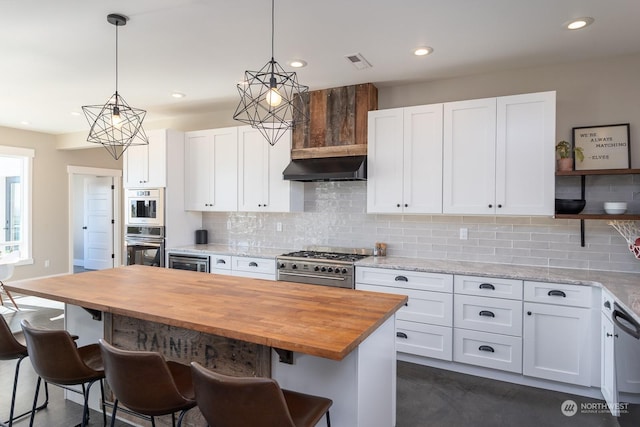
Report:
604,300,611,309
404,302,409,306
396,332,408,339
548,290,566,298
395,276,408,282
478,345,495,353
216,259,226,264
479,310,495,318
249,261,258,267
479,283,495,290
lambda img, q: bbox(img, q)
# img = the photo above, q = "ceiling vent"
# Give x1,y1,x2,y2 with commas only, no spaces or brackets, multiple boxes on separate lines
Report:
345,53,372,70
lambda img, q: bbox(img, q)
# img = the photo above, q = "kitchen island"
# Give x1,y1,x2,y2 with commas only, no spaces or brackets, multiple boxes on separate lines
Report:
6,265,406,427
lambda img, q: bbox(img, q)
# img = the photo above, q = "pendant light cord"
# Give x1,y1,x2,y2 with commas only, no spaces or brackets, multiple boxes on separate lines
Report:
115,20,119,95
271,0,275,61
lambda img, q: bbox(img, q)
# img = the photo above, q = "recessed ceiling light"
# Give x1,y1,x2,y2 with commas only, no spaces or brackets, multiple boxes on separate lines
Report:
70,111,81,116
288,59,307,68
171,92,186,99
20,120,30,126
565,17,594,30
414,46,434,56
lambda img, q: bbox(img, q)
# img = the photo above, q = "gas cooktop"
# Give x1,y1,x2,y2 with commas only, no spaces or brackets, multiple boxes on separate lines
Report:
279,250,370,263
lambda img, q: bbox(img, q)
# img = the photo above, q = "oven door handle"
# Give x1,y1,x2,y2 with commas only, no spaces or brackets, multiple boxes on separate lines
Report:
279,272,347,281
126,240,163,248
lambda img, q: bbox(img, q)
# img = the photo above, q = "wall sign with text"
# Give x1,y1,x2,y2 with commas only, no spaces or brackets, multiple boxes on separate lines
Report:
573,124,630,170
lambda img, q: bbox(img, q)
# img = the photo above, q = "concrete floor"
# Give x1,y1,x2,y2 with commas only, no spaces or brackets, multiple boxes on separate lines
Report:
397,360,626,427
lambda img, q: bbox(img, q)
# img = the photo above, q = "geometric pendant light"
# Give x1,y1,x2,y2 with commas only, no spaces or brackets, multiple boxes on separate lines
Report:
233,0,309,146
82,13,148,160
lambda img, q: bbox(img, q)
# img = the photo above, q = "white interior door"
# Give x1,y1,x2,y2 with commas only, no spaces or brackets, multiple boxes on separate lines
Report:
83,176,113,270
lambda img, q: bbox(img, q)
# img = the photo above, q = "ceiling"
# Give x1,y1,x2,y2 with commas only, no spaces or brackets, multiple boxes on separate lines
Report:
2,0,640,135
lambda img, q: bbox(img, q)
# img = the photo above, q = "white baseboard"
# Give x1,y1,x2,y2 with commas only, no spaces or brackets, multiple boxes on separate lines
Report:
73,258,84,267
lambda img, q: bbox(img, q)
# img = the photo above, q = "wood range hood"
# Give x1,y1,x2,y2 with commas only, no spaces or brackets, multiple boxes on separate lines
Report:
283,83,377,181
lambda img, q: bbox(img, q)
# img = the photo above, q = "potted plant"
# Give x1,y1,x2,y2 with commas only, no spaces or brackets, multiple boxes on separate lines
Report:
556,140,584,171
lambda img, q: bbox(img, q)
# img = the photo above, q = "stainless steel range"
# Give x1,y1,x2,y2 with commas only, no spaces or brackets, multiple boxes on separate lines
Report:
276,247,372,289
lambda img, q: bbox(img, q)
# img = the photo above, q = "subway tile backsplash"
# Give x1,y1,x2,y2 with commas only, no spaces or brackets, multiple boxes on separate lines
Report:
202,181,640,273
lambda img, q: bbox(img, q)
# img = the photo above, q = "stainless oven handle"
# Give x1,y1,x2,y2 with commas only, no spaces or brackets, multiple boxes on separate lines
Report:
279,272,347,281
126,240,163,248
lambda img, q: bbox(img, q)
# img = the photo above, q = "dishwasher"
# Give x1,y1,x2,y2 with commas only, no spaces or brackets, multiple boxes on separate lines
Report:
610,301,640,425
167,253,210,273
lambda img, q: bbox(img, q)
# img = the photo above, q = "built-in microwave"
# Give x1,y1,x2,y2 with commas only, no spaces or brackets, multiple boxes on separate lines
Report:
126,188,164,226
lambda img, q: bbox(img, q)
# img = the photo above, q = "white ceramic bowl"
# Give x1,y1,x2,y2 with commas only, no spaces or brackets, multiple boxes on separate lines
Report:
604,202,627,215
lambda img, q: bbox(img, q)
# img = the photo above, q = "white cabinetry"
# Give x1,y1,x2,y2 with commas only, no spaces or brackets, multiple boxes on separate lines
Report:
367,105,443,214
443,91,555,215
453,276,523,374
238,126,303,213
184,128,238,211
522,281,592,386
230,256,275,280
356,267,453,361
123,129,167,188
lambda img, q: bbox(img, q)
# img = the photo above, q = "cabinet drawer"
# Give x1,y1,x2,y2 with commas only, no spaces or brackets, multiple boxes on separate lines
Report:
356,267,453,293
396,320,452,361
357,284,452,327
211,254,232,272
453,329,522,373
454,275,523,300
523,281,592,308
454,295,522,336
231,256,275,276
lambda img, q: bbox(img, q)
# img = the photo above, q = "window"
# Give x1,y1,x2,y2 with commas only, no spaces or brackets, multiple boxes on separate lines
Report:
0,145,34,263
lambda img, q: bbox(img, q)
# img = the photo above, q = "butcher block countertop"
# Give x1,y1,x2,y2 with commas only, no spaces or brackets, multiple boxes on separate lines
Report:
5,265,406,361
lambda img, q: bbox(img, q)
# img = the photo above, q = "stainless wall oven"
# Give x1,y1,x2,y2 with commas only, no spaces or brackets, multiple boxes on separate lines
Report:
126,188,164,226
167,253,210,273
125,225,165,267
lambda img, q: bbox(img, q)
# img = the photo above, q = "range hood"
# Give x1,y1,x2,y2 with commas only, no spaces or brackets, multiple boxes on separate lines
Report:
282,156,367,182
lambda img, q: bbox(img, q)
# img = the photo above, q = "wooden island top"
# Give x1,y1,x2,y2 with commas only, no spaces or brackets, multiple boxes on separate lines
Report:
6,265,406,360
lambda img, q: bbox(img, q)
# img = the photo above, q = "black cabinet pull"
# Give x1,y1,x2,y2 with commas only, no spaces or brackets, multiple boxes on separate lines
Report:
82,226,88,230
604,300,611,309
479,283,495,290
527,311,532,315
488,204,493,208
548,290,566,298
478,345,495,353
249,261,258,267
396,332,408,339
396,203,401,208
395,276,408,282
404,302,408,306
479,310,495,318
216,259,226,264
404,204,408,207
497,204,502,208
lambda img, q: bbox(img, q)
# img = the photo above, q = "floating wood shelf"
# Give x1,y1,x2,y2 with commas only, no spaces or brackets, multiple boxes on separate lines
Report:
555,169,640,246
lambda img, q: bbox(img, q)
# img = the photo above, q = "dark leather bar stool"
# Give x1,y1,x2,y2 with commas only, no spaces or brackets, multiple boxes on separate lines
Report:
191,361,332,427
20,320,106,427
98,339,196,427
0,315,48,427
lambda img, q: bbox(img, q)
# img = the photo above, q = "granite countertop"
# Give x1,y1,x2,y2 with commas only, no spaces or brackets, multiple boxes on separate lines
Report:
166,244,288,259
357,256,640,323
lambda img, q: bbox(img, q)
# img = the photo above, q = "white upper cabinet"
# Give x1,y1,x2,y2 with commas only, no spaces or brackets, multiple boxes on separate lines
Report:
496,92,556,215
184,128,238,212
443,91,556,215
123,129,168,188
237,126,303,213
443,97,497,214
368,104,443,214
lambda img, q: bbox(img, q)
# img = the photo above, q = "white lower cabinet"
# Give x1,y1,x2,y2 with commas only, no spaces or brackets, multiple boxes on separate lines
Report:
453,329,522,373
230,256,275,280
522,301,591,386
396,320,453,360
356,267,453,361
